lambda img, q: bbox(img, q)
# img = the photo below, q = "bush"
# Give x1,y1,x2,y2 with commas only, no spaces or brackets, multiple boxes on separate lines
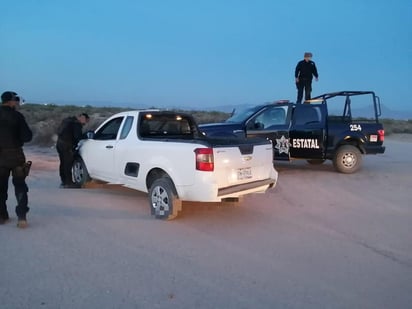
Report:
381,118,412,135
18,104,410,146
19,104,230,146
20,104,126,147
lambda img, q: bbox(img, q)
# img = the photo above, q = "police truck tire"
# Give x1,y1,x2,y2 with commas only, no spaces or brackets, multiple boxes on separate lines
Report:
333,145,362,174
148,177,182,220
307,159,326,165
72,157,91,186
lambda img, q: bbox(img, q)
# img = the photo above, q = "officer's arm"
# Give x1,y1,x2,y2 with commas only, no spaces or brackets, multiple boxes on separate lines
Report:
295,62,300,78
313,62,319,79
73,123,83,145
18,113,33,143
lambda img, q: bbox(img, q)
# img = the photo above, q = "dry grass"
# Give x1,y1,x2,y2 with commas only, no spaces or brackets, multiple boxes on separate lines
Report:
380,118,412,135
19,103,411,146
20,104,229,146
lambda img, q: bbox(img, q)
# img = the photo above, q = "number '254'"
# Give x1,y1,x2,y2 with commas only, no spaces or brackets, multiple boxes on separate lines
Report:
350,124,362,131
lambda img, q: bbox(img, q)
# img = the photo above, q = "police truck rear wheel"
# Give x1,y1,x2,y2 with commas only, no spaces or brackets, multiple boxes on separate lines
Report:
333,145,362,174
148,177,181,220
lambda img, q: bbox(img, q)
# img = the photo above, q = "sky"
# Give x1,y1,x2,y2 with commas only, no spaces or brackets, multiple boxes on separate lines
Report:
1,0,411,111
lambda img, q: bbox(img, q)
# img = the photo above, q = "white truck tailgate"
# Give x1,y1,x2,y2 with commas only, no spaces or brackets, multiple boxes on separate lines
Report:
212,143,274,188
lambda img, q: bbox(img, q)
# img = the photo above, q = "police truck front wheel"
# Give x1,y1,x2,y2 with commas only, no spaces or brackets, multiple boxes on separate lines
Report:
72,158,91,186
333,145,362,174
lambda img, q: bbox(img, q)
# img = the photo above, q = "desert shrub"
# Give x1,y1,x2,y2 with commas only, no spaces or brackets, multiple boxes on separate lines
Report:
177,110,229,124
30,120,59,146
18,104,411,146
20,104,127,146
381,118,412,135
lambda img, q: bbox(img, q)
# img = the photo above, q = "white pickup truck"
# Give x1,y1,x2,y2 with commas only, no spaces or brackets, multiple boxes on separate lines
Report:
72,110,278,219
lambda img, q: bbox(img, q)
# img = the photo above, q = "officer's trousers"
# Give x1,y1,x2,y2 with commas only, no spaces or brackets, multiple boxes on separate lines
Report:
0,148,29,218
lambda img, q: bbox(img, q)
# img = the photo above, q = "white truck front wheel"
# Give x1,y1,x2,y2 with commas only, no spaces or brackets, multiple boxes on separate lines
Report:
72,158,91,186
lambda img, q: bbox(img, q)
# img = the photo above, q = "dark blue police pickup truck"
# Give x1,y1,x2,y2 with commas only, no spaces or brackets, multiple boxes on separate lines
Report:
199,91,386,174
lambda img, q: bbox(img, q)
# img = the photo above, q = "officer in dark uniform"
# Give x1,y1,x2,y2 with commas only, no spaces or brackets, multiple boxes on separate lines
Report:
56,113,89,188
295,52,319,103
0,91,33,228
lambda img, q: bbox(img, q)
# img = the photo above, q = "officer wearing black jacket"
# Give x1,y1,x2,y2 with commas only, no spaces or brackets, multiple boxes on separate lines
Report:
56,113,89,188
0,91,33,228
295,52,319,103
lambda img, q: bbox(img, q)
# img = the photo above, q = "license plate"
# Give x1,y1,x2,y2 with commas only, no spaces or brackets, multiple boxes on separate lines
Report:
237,167,252,180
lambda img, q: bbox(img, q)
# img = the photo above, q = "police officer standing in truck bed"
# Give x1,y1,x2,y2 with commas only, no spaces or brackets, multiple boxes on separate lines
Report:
295,52,319,103
0,91,33,228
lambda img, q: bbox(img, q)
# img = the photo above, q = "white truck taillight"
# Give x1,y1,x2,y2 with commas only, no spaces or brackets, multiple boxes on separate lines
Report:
378,129,385,142
195,148,214,171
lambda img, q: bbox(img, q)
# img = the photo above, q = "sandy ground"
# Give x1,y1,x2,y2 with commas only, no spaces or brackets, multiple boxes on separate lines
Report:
1,135,411,309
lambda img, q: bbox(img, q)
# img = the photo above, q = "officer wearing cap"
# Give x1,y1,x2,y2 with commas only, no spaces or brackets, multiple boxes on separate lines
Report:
295,52,319,103
0,91,33,228
56,113,90,188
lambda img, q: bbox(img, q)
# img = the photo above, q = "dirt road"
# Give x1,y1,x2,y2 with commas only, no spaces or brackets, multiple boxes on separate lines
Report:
1,137,411,308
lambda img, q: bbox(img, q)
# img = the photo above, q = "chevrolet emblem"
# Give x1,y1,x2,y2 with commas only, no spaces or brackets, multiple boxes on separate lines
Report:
242,155,252,161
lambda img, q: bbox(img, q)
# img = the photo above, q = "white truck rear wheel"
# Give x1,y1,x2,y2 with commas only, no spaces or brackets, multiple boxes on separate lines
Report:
148,177,182,220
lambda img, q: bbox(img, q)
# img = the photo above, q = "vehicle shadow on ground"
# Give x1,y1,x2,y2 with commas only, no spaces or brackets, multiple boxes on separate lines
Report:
274,160,335,174
33,186,253,224
80,180,276,223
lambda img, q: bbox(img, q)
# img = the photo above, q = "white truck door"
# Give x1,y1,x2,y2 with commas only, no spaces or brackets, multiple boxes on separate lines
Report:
87,116,124,181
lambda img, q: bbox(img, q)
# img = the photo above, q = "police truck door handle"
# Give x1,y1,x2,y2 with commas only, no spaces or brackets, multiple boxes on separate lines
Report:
106,145,113,149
